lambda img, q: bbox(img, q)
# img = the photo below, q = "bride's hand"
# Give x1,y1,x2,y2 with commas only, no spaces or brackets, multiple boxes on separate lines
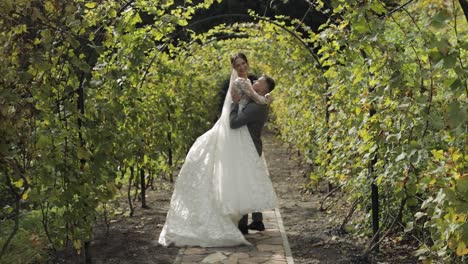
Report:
265,93,274,104
235,77,247,83
231,86,241,103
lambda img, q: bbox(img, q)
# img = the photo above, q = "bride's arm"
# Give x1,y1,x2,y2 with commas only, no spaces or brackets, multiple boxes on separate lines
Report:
237,78,272,105
231,80,241,103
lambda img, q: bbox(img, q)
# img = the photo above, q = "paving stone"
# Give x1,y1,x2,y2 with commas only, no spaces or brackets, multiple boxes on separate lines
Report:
222,259,238,264
238,256,271,264
263,211,276,218
256,244,284,252
201,252,228,263
235,246,254,252
220,252,251,264
182,254,205,262
230,252,250,259
273,249,285,255
258,237,284,245
205,247,234,255
263,260,288,264
263,230,281,237
271,253,286,260
253,251,273,257
207,247,234,252
245,230,262,237
175,209,293,264
184,247,207,255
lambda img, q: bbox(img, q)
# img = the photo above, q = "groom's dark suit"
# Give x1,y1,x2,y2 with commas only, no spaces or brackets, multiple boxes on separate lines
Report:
229,99,269,231
230,102,268,156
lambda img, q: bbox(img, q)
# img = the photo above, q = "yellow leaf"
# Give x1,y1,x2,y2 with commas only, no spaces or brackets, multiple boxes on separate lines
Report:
45,0,55,13
455,214,466,222
355,107,361,115
452,151,462,162
73,239,82,250
14,179,24,188
85,2,96,8
431,149,444,160
22,189,30,200
456,241,468,256
376,175,383,185
177,19,188,26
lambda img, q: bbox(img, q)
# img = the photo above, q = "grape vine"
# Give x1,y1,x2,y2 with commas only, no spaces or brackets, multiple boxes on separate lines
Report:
0,0,466,263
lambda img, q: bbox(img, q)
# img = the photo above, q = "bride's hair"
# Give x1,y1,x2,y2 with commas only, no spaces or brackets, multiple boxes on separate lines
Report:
231,52,248,66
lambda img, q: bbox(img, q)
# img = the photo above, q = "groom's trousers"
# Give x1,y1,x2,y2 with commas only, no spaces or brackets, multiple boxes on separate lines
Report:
239,212,262,227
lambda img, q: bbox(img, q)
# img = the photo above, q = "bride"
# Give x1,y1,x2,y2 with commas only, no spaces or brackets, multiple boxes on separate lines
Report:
158,53,277,247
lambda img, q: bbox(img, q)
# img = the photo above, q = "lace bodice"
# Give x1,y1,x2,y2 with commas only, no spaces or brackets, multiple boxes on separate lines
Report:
233,78,270,111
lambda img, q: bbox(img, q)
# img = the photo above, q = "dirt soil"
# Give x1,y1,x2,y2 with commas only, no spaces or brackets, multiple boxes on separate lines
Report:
51,129,418,264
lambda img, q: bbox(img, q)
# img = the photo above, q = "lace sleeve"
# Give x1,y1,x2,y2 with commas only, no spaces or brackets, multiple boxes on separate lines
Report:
236,78,270,105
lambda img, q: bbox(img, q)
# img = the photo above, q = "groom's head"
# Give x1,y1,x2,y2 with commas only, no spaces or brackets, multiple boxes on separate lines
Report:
253,74,275,96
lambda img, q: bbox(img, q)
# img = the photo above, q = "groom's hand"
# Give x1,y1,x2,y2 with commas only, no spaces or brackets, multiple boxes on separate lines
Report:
231,88,241,103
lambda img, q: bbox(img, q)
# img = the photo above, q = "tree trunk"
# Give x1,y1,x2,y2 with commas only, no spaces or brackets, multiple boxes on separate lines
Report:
360,49,380,252
0,175,20,258
84,241,91,264
140,167,149,209
128,166,134,217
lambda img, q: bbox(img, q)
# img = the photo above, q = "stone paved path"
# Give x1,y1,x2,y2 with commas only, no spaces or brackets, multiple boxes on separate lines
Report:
173,209,294,264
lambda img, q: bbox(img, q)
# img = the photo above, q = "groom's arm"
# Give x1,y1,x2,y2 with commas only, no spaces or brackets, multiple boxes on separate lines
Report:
230,103,266,129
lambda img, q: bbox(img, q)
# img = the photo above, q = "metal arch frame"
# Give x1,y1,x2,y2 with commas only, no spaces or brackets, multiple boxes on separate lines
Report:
138,13,330,90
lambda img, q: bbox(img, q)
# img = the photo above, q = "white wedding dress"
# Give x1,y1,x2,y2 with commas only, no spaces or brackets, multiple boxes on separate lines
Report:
158,70,277,247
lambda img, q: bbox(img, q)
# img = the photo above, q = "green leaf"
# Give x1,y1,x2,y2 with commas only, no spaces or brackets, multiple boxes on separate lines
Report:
370,2,386,15
452,199,468,214
414,212,426,220
462,223,468,245
404,221,414,232
448,101,466,129
396,152,406,162
459,40,468,50
455,176,468,196
414,247,430,256
3,205,13,214
177,19,188,26
0,142,9,155
407,196,418,206
73,239,82,250
431,9,450,28
443,52,458,69
352,16,368,34
421,197,434,209
431,149,444,160
456,241,468,256
36,134,51,148
449,78,462,91
85,2,96,9
14,179,24,188
78,147,91,160
22,189,30,200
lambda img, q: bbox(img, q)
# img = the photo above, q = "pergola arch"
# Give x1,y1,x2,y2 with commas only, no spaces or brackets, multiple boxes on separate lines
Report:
138,12,330,90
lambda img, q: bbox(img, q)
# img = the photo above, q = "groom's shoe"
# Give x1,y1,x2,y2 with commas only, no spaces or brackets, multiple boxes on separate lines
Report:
239,225,248,235
248,221,265,231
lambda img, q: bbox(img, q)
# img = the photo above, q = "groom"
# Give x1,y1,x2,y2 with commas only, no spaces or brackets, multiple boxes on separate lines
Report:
230,74,276,234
